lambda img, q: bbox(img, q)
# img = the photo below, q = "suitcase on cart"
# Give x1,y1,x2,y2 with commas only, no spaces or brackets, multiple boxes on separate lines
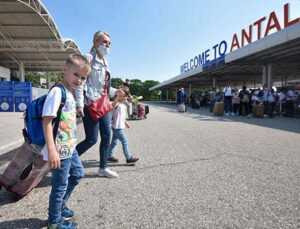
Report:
0,141,49,197
213,102,224,116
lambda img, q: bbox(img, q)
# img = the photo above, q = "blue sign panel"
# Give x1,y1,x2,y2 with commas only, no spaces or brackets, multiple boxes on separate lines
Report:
14,81,32,112
14,81,32,97
0,81,14,112
0,96,14,112
15,96,31,112
0,81,14,97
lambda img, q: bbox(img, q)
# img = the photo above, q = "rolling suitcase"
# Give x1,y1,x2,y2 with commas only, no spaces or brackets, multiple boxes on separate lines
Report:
0,141,49,197
177,104,186,112
137,103,145,118
252,104,264,118
145,105,149,115
213,102,224,116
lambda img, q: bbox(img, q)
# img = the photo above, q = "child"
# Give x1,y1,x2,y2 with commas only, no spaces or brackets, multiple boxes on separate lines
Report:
42,54,91,229
107,86,139,165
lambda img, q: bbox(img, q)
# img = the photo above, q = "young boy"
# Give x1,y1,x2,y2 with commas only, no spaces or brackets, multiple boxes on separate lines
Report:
42,54,91,229
107,86,139,165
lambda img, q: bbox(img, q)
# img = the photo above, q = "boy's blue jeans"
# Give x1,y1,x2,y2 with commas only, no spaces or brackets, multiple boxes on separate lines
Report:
48,150,84,225
76,106,112,169
108,128,131,160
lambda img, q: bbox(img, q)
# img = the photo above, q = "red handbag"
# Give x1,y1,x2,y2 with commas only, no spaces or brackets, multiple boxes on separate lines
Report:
87,93,113,121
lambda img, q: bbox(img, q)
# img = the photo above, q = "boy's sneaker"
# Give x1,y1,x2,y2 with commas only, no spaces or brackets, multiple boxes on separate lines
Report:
107,156,119,163
61,203,74,220
126,156,139,164
48,220,77,229
98,168,119,178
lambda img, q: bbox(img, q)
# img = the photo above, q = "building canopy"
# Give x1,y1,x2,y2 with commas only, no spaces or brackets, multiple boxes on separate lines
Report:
0,0,81,72
151,22,300,91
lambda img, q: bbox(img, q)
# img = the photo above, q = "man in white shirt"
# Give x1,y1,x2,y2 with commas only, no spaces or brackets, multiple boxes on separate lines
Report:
223,86,233,115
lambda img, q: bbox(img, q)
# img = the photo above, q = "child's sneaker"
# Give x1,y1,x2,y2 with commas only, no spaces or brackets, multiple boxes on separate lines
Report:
61,203,74,220
98,168,119,178
48,220,77,229
107,156,119,163
126,156,139,164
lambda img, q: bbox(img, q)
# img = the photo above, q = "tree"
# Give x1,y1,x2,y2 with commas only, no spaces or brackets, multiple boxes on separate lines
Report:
129,79,143,96
25,72,40,86
141,80,160,100
111,77,124,88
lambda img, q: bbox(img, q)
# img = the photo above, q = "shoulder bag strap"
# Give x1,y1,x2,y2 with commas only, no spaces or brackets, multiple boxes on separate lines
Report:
52,84,66,141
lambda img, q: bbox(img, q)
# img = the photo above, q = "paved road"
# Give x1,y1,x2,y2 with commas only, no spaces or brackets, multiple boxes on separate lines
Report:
0,103,299,229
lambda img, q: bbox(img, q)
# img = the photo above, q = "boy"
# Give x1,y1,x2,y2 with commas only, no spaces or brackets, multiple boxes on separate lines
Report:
42,54,91,229
107,86,139,165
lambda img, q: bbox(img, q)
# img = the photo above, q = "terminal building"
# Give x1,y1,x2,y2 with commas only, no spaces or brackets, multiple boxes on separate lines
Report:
150,3,300,103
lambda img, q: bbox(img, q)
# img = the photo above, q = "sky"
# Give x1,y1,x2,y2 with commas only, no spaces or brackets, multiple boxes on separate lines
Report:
41,0,300,83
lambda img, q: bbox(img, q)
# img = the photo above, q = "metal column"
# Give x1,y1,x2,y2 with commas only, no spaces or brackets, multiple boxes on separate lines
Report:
262,65,267,86
188,83,192,104
212,77,216,88
166,89,169,103
19,61,25,82
267,64,272,89
47,74,51,89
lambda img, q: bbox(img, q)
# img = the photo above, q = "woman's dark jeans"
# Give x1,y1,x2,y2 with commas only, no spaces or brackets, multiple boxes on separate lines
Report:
76,106,112,169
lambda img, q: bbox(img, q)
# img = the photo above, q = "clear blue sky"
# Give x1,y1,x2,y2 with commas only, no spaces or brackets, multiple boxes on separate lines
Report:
41,0,300,83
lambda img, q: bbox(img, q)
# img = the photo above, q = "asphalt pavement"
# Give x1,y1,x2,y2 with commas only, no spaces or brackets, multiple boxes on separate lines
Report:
0,103,299,229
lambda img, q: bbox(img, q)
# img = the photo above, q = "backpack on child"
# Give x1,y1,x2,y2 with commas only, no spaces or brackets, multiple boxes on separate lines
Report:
23,84,66,146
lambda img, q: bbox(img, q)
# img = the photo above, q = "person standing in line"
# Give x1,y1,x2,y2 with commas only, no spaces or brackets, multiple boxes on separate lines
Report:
107,86,139,164
286,88,295,117
223,85,233,115
232,89,240,116
262,85,269,117
238,85,250,118
43,54,91,229
267,88,276,118
209,87,216,112
75,31,123,178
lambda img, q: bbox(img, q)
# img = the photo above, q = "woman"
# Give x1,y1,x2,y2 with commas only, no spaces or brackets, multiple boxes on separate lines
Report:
75,31,122,178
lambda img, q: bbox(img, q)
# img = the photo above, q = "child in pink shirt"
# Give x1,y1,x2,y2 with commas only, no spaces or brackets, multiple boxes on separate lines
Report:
107,86,139,165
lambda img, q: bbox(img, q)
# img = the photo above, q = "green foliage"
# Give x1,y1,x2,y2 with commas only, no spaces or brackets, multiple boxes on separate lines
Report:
129,79,143,96
50,72,64,84
113,78,161,101
25,72,40,86
111,77,124,88
141,80,160,100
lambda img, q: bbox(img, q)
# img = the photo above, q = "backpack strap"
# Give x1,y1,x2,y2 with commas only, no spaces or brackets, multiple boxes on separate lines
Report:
52,84,66,141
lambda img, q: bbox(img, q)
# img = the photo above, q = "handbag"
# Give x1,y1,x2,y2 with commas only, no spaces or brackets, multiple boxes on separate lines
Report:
87,67,113,121
87,93,113,121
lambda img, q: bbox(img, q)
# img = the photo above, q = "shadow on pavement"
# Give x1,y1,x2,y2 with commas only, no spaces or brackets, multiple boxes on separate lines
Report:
0,218,47,229
0,147,18,167
147,102,300,134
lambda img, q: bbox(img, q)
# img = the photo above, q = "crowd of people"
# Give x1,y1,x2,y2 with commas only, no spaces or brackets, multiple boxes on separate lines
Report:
188,85,298,118
210,85,297,118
